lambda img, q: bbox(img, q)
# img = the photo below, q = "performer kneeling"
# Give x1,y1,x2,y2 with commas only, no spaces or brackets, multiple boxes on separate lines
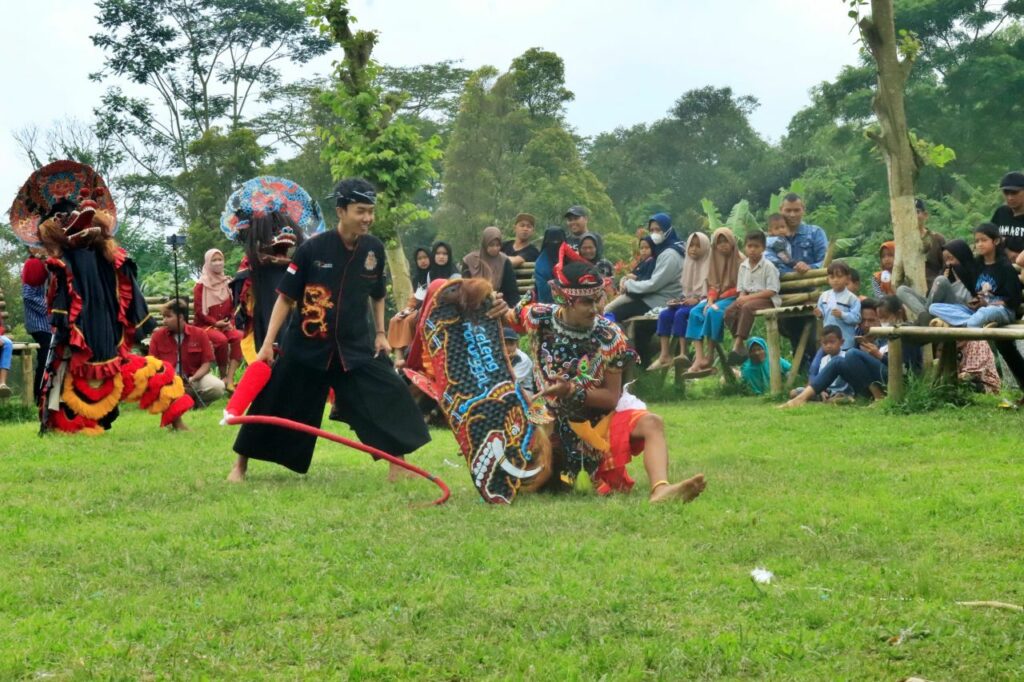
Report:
228,179,430,482
510,245,706,503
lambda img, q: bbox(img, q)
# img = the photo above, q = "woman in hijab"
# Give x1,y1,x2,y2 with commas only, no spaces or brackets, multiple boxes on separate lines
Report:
683,227,742,375
427,241,458,283
739,336,792,395
896,238,977,325
534,226,566,303
193,248,244,389
648,232,711,370
578,232,617,298
605,212,685,320
387,247,432,365
462,225,521,305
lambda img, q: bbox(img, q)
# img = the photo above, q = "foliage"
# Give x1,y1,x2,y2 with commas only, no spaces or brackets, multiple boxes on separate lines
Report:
2,400,1024,678
883,372,980,414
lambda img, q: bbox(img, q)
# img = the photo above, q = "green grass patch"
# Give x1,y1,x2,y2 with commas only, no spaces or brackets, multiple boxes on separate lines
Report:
1,399,1022,679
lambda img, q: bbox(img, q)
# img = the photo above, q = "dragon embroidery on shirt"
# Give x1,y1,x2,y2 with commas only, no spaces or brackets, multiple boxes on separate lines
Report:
300,285,334,339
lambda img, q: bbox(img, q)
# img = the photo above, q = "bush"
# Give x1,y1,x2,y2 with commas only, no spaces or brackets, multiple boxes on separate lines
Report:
883,373,978,415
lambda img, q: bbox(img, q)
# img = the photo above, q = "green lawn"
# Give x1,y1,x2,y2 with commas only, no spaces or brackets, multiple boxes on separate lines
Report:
1,396,1022,680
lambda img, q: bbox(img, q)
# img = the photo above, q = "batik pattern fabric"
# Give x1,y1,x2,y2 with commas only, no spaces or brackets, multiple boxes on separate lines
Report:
43,247,193,433
512,298,641,490
219,176,326,241
403,279,544,504
8,160,118,247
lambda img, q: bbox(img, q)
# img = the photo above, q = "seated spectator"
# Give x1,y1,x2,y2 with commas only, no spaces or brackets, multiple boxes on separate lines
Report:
502,327,534,392
564,205,598,251
871,241,895,297
604,212,684,320
578,233,616,298
897,238,976,325
622,235,657,286
765,213,792,267
649,232,711,370
387,246,431,367
193,248,243,390
783,296,921,407
150,299,225,405
462,226,522,305
684,227,742,375
916,199,947,289
502,213,539,267
957,340,1000,394
929,223,1022,328
534,226,566,304
815,261,861,350
857,297,880,335
790,325,853,402
0,318,12,399
849,268,864,299
726,230,781,365
739,336,791,396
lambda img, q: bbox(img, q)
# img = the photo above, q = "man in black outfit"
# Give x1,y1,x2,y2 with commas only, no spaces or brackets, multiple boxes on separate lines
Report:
501,212,540,266
229,179,438,482
989,171,1024,402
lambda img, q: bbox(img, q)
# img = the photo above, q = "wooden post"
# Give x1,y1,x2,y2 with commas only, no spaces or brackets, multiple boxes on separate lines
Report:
21,348,34,404
786,319,813,389
887,335,904,401
765,315,783,396
713,342,736,385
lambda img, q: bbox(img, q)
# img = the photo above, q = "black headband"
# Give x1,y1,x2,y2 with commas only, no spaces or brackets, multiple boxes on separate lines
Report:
335,188,377,207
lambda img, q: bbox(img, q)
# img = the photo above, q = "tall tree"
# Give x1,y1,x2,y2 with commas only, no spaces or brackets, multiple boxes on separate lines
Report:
307,0,443,307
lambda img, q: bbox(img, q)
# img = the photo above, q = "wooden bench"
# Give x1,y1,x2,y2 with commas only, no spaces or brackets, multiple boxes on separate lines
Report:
866,323,1024,401
514,263,535,297
7,343,40,404
755,269,829,396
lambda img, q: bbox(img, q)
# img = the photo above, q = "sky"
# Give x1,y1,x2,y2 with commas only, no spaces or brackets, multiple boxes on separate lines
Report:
0,0,864,220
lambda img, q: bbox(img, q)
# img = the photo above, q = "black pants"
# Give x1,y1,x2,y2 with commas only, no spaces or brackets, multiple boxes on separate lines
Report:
995,340,1024,392
234,353,431,474
30,331,50,404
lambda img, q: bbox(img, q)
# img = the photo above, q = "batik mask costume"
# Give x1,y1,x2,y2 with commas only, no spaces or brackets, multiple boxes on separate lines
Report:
220,176,325,362
510,244,649,494
8,161,193,433
403,278,552,504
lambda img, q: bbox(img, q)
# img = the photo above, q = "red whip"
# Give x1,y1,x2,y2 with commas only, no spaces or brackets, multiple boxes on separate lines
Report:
223,361,450,506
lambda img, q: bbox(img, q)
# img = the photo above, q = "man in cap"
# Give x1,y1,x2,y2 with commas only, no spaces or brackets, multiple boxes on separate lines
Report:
992,171,1024,262
564,205,602,253
502,212,540,267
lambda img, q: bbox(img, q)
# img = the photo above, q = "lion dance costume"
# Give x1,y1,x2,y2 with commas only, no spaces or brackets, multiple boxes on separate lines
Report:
8,160,193,433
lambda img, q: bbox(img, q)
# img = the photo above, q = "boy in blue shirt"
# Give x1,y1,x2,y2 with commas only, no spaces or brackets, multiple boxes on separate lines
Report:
815,261,861,350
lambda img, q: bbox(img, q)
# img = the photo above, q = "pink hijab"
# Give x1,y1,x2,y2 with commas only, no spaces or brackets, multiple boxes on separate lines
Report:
199,248,231,315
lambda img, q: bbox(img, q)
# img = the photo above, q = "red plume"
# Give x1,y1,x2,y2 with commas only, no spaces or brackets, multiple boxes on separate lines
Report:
553,241,588,286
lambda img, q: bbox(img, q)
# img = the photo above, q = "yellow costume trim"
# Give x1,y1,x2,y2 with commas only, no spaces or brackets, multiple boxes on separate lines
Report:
61,373,124,421
134,313,153,329
241,332,257,365
568,414,613,452
125,356,162,402
148,375,185,414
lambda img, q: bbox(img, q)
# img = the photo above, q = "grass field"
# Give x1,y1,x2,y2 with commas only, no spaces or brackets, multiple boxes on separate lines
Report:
1,395,1022,680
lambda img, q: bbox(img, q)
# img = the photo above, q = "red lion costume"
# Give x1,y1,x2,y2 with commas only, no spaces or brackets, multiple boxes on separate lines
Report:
8,160,193,433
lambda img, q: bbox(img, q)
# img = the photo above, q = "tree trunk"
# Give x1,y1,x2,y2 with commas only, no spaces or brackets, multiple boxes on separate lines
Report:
860,0,927,294
385,229,413,311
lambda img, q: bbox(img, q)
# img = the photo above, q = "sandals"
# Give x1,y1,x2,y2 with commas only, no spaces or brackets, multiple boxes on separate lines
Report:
646,358,671,371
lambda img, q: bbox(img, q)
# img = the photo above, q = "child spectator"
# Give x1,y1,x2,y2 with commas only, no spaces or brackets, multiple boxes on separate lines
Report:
957,340,1000,394
648,232,710,371
791,326,853,402
0,316,12,398
684,227,742,375
849,268,863,299
502,327,535,392
621,235,657,286
765,213,792,267
871,241,895,297
815,261,861,350
783,296,921,407
929,223,1022,328
739,336,791,396
726,230,781,365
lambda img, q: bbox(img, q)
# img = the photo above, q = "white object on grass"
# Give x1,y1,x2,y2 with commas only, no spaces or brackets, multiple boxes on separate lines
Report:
750,567,774,584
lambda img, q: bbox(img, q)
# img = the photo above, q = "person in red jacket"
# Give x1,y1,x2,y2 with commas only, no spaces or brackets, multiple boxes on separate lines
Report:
193,248,242,390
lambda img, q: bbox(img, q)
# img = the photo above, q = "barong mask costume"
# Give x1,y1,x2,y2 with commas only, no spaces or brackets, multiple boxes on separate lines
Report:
403,279,553,504
8,160,193,433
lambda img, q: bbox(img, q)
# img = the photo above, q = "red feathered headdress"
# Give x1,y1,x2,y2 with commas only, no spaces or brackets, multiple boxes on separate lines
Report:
552,242,606,300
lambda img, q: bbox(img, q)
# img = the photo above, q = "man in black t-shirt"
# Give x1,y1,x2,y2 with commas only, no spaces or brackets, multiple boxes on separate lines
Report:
501,212,540,266
229,178,435,482
992,171,1024,261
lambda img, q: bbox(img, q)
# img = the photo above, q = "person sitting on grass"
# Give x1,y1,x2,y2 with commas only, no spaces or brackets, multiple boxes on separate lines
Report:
149,299,225,407
738,336,791,396
790,325,853,403
502,327,535,393
815,261,861,350
871,241,895,297
929,223,1022,329
897,238,976,326
683,227,742,375
782,296,921,407
648,232,710,371
0,318,12,399
725,230,781,366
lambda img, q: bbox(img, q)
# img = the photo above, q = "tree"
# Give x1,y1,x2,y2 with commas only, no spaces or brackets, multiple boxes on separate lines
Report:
508,48,575,119
308,0,443,307
90,0,331,203
850,0,926,293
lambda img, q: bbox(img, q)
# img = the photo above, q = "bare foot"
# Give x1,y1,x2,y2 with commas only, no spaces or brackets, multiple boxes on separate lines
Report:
226,456,248,483
649,473,706,503
387,461,416,482
170,417,190,431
